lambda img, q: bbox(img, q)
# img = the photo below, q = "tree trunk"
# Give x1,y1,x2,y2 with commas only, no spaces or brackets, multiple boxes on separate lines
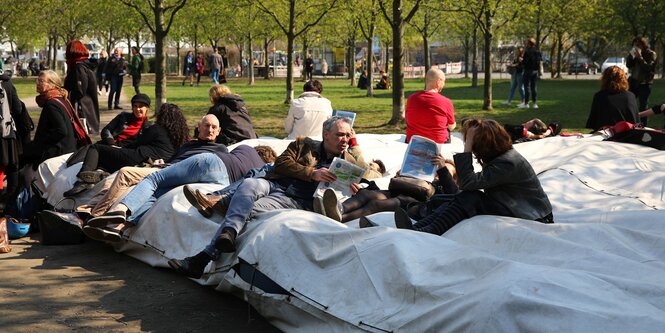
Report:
263,38,270,80
285,33,295,104
556,33,563,79
423,33,430,74
366,42,374,97
482,12,493,111
283,0,296,104
301,37,309,81
471,27,478,88
154,2,167,110
388,2,405,126
248,32,255,85
463,36,470,79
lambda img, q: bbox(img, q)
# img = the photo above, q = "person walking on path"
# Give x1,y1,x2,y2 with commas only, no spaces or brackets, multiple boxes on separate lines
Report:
182,51,195,86
208,48,223,85
64,40,100,134
105,48,127,110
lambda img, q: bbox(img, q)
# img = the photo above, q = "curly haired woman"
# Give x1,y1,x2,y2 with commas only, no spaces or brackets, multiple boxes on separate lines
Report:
585,66,639,131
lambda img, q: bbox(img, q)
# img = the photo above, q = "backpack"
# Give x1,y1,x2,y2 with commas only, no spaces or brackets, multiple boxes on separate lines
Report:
0,85,17,139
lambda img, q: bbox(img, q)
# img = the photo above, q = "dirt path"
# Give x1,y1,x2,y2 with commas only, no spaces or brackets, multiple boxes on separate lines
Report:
3,85,280,332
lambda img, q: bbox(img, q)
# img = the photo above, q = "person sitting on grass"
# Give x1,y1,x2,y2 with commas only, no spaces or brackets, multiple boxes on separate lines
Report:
375,71,390,90
362,118,553,234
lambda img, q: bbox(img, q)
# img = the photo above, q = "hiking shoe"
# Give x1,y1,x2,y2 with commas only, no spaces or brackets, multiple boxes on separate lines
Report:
64,181,94,197
183,185,213,217
322,189,342,222
78,170,110,184
167,251,213,279
214,228,237,253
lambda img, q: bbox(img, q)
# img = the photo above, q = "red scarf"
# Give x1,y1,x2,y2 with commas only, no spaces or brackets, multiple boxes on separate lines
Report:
66,56,88,70
35,89,65,107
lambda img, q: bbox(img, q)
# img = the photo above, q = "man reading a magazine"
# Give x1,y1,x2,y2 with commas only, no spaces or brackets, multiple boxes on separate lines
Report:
168,116,381,278
405,68,456,144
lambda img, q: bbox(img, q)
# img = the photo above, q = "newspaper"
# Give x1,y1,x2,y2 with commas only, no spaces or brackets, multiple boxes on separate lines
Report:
332,110,357,126
314,157,366,199
400,135,440,182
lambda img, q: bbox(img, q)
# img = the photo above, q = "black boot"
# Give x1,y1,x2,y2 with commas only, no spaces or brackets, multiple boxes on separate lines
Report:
167,251,213,279
214,228,237,253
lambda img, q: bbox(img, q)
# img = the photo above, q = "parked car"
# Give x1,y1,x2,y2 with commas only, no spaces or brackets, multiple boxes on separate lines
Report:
568,58,599,75
601,57,628,74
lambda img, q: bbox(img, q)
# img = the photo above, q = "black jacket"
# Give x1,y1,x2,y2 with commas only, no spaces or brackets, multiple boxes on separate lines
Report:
99,112,151,146
26,97,77,165
586,90,639,131
123,123,175,162
207,94,258,146
65,60,100,134
522,46,542,72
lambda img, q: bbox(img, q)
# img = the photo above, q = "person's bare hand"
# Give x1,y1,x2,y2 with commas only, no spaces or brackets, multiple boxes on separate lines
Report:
430,154,447,169
464,126,478,152
350,182,361,195
312,168,337,183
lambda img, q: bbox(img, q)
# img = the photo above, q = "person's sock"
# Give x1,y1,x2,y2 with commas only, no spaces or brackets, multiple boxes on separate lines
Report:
414,203,469,235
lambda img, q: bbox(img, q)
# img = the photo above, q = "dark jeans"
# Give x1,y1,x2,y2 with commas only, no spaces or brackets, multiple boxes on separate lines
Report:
108,75,123,108
132,74,141,94
523,70,538,103
80,144,144,175
629,79,651,126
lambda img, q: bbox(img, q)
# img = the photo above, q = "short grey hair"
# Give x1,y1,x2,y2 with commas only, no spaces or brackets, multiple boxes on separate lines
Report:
322,115,352,133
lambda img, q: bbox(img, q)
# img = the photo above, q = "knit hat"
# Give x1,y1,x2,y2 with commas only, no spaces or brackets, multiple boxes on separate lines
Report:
131,94,151,107
65,40,89,59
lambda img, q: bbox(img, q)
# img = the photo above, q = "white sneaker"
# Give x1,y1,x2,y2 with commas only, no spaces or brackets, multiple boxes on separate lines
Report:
502,101,511,105
533,103,539,109
517,102,528,108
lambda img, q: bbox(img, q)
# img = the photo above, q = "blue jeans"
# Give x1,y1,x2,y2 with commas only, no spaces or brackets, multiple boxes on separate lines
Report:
210,69,219,84
108,75,123,108
507,71,524,103
203,178,303,258
523,70,538,103
120,153,230,225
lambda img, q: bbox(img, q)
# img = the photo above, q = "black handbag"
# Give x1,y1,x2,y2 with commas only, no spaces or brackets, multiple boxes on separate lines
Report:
37,198,85,245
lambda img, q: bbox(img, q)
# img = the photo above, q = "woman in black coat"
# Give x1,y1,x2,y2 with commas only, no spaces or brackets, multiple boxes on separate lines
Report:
586,66,639,131
65,98,190,196
207,84,257,145
64,40,100,134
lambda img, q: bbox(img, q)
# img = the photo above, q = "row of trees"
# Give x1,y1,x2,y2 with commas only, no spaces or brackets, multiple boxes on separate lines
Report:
1,0,663,121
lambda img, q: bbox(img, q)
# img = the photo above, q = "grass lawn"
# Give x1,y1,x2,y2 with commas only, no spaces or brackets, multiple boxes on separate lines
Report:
13,76,664,138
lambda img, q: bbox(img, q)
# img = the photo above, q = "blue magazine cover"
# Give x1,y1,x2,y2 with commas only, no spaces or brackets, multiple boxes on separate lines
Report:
400,135,440,181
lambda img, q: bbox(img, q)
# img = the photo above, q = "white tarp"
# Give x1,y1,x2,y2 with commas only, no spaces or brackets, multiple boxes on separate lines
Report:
41,134,665,332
